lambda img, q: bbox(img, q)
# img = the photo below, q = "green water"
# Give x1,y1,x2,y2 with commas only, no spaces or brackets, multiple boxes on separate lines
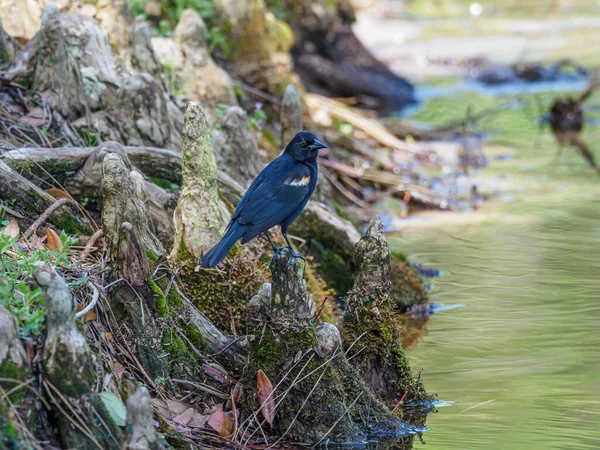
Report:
389,93,600,448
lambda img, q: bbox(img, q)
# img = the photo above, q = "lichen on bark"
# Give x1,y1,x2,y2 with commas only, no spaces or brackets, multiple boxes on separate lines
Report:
171,101,225,264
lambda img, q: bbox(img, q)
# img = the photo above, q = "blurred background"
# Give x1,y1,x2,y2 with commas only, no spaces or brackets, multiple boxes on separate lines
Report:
0,0,599,449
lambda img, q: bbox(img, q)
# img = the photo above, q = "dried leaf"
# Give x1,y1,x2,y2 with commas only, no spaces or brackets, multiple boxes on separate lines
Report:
203,363,231,384
1,218,20,238
46,228,62,251
152,398,192,419
231,382,243,406
76,303,84,312
256,369,275,425
188,412,208,429
105,332,113,342
173,408,195,426
113,362,125,379
45,188,71,199
207,404,233,438
83,310,97,322
30,234,45,251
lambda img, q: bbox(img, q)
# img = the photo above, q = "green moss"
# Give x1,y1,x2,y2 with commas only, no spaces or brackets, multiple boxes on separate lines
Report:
389,257,428,312
149,277,169,317
146,250,159,262
177,253,267,335
50,212,90,235
178,321,205,350
0,360,27,403
290,214,356,295
0,397,19,448
161,329,187,359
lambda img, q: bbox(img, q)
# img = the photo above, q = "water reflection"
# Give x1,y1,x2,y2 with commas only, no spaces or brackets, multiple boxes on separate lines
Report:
390,173,600,449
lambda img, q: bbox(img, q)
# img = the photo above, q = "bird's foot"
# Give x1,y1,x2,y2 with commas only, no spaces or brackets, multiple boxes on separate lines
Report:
269,246,287,265
285,248,305,269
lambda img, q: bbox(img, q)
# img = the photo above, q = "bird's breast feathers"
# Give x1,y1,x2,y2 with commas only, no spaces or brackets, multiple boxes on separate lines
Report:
284,175,311,187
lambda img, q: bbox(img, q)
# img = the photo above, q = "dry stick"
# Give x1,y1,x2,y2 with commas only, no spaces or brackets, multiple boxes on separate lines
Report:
0,385,45,450
320,166,368,208
0,378,34,400
171,379,229,400
80,229,103,260
243,349,350,446
22,197,80,239
266,359,331,449
237,350,314,442
0,377,51,410
74,281,98,320
43,380,103,450
14,152,99,232
391,367,424,413
314,392,365,446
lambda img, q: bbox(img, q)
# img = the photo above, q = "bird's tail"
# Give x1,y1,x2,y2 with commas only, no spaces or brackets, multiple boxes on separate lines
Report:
201,223,246,268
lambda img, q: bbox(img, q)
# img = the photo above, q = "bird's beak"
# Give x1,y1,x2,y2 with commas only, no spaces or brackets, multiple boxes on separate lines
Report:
309,139,327,151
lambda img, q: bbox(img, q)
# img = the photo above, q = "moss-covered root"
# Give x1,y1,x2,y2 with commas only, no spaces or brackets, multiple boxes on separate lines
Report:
247,247,315,329
101,153,167,379
126,386,160,450
170,101,225,264
247,322,415,445
341,218,428,408
212,106,263,188
33,263,124,449
290,201,361,295
0,306,29,402
280,84,303,147
32,4,88,120
390,254,429,312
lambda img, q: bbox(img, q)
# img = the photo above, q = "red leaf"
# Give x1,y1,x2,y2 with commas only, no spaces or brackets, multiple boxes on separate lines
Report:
207,404,233,438
46,228,63,251
256,369,275,425
45,188,71,199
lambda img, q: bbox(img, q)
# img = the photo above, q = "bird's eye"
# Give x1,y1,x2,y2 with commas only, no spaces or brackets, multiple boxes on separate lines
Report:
301,140,308,148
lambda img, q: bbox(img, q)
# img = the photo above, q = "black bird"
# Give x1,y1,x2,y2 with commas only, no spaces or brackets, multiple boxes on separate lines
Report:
201,131,327,268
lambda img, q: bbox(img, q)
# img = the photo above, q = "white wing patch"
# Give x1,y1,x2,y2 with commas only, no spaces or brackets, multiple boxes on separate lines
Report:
284,175,311,187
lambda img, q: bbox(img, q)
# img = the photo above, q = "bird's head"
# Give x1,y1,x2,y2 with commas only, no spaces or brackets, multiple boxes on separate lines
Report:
284,131,327,162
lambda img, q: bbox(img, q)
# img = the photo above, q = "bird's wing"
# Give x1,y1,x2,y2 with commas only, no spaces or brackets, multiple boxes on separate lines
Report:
232,158,312,243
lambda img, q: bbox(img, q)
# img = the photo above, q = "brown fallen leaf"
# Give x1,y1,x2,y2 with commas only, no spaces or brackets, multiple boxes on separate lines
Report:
207,404,233,438
257,369,275,425
188,411,208,429
30,234,45,251
105,332,113,342
173,408,194,426
83,310,97,322
46,228,63,251
45,188,71,199
151,398,191,419
1,218,20,238
113,362,125,379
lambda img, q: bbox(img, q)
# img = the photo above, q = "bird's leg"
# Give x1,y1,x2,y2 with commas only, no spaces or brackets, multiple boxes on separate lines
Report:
264,231,280,252
282,231,305,269
265,232,287,265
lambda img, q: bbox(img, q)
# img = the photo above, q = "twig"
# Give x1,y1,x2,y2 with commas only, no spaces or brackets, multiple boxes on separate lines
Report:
314,391,364,446
80,229,103,260
22,198,80,239
171,379,229,400
43,380,103,450
75,281,99,320
392,367,423,413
